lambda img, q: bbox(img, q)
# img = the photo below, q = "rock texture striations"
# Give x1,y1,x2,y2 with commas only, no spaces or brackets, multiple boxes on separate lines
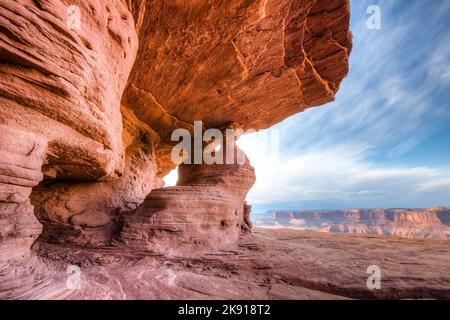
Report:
25,228,450,299
124,0,352,177
0,0,354,299
120,143,256,253
0,0,141,297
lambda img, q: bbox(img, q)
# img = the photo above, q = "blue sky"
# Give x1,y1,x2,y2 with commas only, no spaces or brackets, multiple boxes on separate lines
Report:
238,0,450,212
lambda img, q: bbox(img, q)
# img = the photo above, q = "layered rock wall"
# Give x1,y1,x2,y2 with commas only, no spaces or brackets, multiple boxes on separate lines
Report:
0,126,46,262
0,0,140,294
254,209,450,239
30,108,160,245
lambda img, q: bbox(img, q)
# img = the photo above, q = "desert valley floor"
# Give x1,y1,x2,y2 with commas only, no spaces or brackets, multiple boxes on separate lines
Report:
7,228,449,300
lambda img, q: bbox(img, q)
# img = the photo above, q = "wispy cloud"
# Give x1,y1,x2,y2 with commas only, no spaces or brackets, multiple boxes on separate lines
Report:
245,144,450,211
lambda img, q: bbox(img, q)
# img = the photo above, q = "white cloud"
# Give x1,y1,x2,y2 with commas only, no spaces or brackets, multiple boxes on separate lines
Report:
242,143,450,208
416,177,450,192
426,38,450,84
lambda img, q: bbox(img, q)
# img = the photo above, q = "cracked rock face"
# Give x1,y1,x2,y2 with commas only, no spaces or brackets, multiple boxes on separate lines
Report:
0,0,351,298
125,0,352,176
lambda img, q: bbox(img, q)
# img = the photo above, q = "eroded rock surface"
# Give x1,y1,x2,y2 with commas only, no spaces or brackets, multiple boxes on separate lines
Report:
0,0,140,296
27,229,450,300
124,0,352,176
1,0,352,299
120,143,256,253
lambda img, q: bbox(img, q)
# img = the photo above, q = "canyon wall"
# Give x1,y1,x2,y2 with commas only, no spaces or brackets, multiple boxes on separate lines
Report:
254,208,450,239
0,0,351,297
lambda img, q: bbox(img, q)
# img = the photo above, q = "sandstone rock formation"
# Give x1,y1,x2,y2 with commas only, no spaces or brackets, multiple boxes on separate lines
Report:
0,0,352,299
120,143,256,253
254,208,450,240
124,0,352,177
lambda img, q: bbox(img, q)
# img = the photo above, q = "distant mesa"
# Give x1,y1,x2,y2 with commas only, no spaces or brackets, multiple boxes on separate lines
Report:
253,208,450,240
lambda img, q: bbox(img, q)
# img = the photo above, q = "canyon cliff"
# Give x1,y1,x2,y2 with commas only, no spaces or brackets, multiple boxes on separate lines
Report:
254,208,450,240
1,0,449,300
